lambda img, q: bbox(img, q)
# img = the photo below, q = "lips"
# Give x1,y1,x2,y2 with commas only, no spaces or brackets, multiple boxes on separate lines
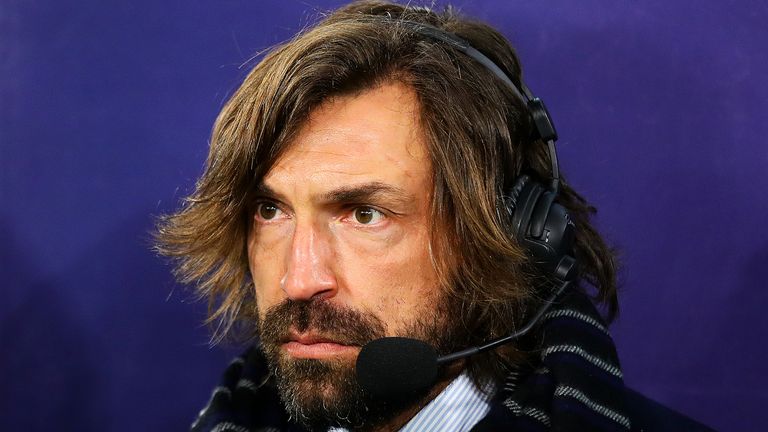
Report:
282,330,360,359
291,334,341,344
284,330,358,346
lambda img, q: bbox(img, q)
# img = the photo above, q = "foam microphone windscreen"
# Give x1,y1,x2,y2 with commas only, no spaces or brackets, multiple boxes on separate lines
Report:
356,337,439,401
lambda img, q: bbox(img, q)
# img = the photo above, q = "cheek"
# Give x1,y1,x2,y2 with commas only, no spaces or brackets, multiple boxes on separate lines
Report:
335,226,439,332
247,228,286,315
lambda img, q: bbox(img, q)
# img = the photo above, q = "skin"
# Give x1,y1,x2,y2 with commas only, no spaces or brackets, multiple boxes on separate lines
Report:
247,81,453,431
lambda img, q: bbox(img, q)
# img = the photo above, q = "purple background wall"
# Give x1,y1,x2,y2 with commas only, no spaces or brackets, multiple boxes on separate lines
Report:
2,1,766,430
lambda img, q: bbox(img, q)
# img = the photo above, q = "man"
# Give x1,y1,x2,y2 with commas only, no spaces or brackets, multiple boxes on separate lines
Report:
157,1,712,431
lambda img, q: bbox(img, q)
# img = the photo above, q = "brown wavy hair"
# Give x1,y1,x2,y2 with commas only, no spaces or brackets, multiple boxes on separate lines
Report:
155,0,618,384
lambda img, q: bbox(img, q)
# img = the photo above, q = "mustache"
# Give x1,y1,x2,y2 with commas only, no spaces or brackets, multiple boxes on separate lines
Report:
258,299,386,347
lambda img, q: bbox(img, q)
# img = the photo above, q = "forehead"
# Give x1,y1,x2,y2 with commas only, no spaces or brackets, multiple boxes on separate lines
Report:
263,82,431,195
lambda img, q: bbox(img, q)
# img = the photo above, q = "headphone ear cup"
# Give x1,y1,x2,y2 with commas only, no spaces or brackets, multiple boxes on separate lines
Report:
505,175,544,242
505,175,530,213
504,175,576,279
530,189,556,239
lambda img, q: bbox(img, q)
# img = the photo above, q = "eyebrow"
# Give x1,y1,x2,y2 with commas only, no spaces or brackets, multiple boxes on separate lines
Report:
319,182,412,206
253,181,413,207
253,183,283,200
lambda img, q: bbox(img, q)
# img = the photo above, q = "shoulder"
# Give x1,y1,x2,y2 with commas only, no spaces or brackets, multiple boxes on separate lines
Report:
623,387,716,432
191,346,296,432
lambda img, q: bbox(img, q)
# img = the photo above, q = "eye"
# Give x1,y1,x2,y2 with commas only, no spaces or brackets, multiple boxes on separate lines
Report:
352,206,384,225
255,202,283,221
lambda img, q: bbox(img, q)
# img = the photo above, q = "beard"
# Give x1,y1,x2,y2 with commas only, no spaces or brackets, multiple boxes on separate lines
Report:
257,295,465,431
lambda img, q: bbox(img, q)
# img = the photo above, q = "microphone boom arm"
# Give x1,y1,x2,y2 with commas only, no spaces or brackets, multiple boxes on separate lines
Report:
436,278,572,365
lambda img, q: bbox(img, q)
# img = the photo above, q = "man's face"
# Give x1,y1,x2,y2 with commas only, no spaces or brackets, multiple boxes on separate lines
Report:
247,82,457,428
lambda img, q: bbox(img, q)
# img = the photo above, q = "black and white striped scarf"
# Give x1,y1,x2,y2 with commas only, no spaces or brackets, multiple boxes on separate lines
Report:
472,290,630,431
191,290,630,432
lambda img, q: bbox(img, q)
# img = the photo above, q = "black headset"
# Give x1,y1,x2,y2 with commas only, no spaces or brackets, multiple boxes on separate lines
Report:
404,22,578,283
356,21,582,394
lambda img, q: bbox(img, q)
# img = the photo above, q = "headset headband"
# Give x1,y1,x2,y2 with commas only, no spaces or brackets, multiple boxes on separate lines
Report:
397,20,562,194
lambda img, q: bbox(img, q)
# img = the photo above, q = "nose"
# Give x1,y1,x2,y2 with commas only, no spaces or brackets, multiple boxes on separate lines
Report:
280,221,337,301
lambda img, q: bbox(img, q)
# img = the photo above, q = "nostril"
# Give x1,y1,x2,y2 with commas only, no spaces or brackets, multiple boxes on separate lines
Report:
311,288,335,301
280,264,337,301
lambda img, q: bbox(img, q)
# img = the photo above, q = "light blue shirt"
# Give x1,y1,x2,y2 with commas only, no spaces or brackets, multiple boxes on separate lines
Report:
331,372,494,432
